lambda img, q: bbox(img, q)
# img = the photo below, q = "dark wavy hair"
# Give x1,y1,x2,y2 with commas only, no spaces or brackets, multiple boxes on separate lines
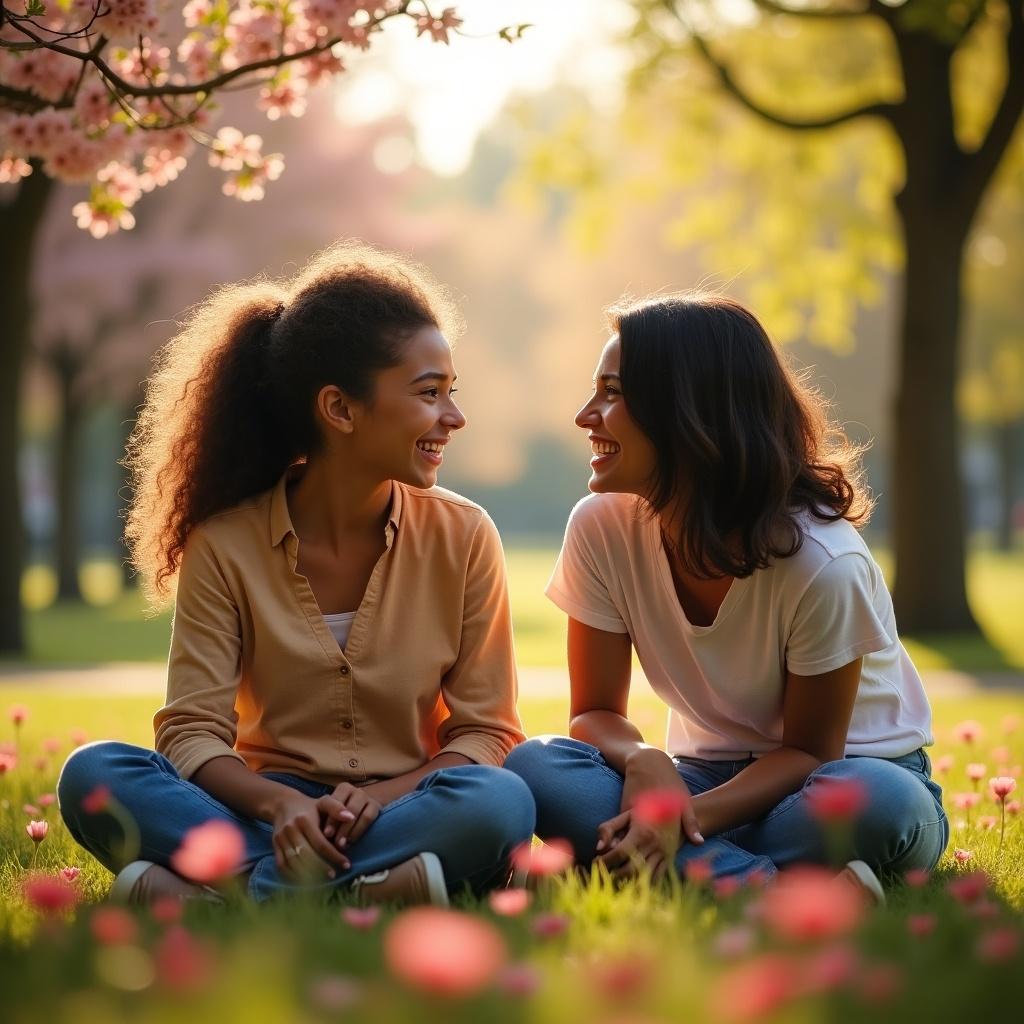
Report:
125,240,459,604
611,292,872,579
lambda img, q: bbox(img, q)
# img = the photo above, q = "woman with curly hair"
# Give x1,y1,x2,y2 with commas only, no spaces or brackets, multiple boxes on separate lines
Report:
58,241,534,905
507,294,946,898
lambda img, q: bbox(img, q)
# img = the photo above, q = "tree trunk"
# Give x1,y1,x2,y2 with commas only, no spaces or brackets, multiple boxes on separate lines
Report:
995,419,1018,552
54,351,84,601
0,168,53,654
890,203,978,633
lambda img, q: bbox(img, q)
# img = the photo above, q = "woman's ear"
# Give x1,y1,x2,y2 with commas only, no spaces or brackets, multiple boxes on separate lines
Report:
316,384,357,436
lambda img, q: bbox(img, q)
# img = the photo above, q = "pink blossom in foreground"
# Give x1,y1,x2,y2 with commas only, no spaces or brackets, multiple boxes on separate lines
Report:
713,875,743,899
60,867,81,883
384,908,506,997
155,926,215,992
805,777,869,822
976,927,1021,963
23,804,41,818
710,953,799,1021
171,820,245,883
758,866,865,942
684,858,713,884
952,792,981,811
631,787,691,826
802,944,859,994
953,848,973,864
966,762,987,782
150,897,184,925
9,704,28,726
1006,800,1021,816
495,962,542,998
907,914,937,938
37,793,56,808
591,954,655,999
858,963,904,1004
953,720,983,744
488,888,531,916
308,974,362,1012
82,786,111,814
21,873,80,916
531,913,570,939
934,754,954,775
713,925,757,959
946,872,989,905
90,906,139,946
340,906,381,930
510,838,573,876
979,815,998,830
0,751,16,774
989,777,1017,802
26,820,49,843
903,868,930,888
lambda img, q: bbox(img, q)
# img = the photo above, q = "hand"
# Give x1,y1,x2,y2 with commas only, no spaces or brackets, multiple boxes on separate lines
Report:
595,807,680,882
322,782,383,851
272,791,355,881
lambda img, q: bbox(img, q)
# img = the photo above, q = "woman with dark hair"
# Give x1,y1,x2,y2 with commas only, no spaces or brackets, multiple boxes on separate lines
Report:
58,241,534,905
506,293,946,896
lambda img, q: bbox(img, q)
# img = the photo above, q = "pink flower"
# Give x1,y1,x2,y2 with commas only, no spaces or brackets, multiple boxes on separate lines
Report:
531,912,570,939
710,953,799,1020
946,871,989,905
384,908,506,997
966,762,987,782
171,820,245,884
70,729,89,747
26,820,49,843
341,906,381,930
758,866,865,942
952,848,973,864
21,873,80,916
1000,714,1020,736
713,875,743,899
858,963,903,1004
42,738,61,755
934,754,954,775
976,927,1021,963
802,944,859,994
1006,799,1021,816
82,785,111,814
907,914,937,938
60,867,81,883
308,974,362,1012
0,751,16,774
805,777,869,822
713,924,756,959
90,906,139,946
23,804,42,818
488,888,531,916
150,897,184,925
991,746,1011,765
510,838,573,876
953,720,983,744
684,858,713,884
155,925,215,992
951,792,981,811
9,704,28,726
631,787,691,826
978,815,998,830
37,793,56,808
591,954,655,999
903,868,930,888
989,777,1017,802
414,8,462,44
495,962,541,998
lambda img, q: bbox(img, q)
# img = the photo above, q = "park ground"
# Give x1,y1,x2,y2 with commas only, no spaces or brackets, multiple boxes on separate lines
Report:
1,545,1022,1022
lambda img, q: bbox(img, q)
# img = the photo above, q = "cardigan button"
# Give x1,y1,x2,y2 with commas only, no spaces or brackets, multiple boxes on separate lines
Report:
339,665,350,676
342,719,353,730
348,758,359,768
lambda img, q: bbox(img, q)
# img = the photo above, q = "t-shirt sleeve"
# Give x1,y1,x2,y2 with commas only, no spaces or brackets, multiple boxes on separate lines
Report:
785,551,895,676
545,504,629,634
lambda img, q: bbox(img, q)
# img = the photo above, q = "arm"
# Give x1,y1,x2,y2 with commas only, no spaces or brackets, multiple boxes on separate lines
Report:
690,657,863,837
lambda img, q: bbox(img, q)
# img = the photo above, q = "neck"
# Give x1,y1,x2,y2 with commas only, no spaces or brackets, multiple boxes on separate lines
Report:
287,454,393,551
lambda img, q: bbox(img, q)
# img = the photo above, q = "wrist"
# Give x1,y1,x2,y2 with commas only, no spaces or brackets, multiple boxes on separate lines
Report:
624,746,675,777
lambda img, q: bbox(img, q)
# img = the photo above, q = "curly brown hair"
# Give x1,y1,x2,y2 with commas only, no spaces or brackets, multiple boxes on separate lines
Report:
125,240,459,605
611,292,873,578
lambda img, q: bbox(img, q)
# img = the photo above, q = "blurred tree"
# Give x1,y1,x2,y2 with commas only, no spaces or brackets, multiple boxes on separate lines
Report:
523,0,1024,632
0,0,490,652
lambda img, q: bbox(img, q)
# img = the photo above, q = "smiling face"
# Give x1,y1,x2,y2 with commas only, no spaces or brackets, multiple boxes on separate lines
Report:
346,325,466,489
575,335,657,497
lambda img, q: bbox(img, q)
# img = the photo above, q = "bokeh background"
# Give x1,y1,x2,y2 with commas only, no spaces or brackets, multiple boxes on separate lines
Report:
5,0,1023,674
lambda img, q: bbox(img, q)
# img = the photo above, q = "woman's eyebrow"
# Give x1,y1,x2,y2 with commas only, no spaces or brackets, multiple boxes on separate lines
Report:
409,370,457,384
593,372,622,383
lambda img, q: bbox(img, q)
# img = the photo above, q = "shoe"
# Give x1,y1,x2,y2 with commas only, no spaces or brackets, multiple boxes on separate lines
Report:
110,860,225,905
841,859,886,907
349,852,449,907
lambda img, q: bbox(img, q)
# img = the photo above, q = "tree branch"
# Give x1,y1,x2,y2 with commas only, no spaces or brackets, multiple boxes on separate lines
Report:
960,0,1024,209
682,12,899,131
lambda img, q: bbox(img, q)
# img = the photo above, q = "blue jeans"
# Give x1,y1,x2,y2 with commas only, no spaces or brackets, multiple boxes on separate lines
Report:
505,736,949,883
58,741,536,902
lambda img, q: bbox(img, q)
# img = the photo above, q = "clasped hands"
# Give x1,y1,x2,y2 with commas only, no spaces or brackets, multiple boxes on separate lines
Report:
594,754,704,882
271,781,383,881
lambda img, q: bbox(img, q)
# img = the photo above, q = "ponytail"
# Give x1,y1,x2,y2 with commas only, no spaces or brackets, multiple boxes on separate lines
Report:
125,240,457,605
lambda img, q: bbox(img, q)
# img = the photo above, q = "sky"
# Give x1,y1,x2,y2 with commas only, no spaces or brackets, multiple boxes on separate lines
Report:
334,0,634,176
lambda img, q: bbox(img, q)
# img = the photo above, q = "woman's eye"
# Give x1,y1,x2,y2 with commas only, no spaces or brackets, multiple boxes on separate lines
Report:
423,387,439,398
604,386,620,396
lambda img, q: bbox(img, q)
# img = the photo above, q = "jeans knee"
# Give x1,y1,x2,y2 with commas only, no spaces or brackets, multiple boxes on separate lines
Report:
448,765,536,849
57,741,142,820
505,735,578,789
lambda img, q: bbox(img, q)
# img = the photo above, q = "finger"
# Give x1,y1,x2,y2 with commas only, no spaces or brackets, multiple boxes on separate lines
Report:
298,818,350,874
681,807,704,845
318,795,357,823
650,854,667,884
346,800,380,845
596,811,630,852
333,791,368,841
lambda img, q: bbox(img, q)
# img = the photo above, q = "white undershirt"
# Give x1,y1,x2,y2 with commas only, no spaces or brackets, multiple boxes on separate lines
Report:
322,611,357,650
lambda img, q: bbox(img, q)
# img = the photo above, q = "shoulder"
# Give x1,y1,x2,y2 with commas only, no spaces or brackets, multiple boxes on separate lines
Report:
185,491,269,559
401,482,487,525
565,491,640,539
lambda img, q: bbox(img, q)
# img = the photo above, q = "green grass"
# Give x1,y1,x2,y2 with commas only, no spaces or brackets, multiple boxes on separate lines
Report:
1,688,1023,1022
13,546,1024,671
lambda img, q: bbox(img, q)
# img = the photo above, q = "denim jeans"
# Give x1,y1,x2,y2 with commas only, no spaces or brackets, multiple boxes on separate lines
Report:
505,736,949,883
58,741,536,902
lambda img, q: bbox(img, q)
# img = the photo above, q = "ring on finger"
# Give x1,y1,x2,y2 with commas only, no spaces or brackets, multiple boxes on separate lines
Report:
287,845,303,858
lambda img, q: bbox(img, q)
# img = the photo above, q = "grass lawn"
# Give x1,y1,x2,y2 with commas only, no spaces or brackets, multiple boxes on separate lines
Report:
1,687,1022,1021
13,546,1024,671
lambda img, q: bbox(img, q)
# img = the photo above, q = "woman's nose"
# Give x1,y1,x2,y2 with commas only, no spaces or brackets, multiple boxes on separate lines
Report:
443,400,467,431
575,399,598,429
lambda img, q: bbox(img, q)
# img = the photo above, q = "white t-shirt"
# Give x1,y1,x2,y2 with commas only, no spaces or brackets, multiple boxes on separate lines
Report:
546,492,933,760
322,611,357,651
